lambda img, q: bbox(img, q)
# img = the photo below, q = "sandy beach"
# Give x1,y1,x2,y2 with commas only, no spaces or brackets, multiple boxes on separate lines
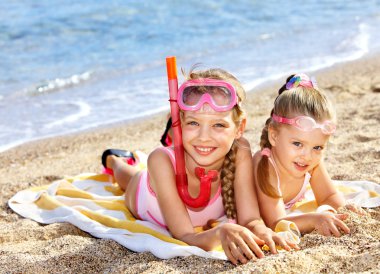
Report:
1,53,379,273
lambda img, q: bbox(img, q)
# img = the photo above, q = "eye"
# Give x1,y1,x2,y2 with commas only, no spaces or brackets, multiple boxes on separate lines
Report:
213,123,226,128
313,145,324,151
292,141,302,148
186,121,199,126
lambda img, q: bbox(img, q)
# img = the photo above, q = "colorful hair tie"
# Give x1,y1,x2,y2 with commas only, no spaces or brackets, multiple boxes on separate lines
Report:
285,73,316,90
261,148,271,157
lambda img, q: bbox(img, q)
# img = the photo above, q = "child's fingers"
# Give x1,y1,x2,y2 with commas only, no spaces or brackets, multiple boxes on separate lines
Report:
229,242,249,264
223,240,250,265
286,240,300,250
263,236,279,254
334,216,350,234
346,204,367,215
244,234,265,259
335,213,349,221
221,240,237,265
234,236,256,262
271,235,291,252
328,223,342,237
320,224,332,236
250,233,266,246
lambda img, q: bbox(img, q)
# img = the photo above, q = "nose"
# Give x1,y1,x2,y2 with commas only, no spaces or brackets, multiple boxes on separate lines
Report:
198,125,211,141
301,148,313,161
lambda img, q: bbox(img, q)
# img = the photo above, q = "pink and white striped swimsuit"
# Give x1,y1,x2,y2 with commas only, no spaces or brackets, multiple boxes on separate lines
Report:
135,147,225,228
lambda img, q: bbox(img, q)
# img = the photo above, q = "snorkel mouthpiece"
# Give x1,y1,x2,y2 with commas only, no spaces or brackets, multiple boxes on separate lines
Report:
176,167,217,208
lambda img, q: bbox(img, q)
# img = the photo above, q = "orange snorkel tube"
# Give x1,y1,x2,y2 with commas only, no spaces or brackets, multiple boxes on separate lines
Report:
166,56,216,208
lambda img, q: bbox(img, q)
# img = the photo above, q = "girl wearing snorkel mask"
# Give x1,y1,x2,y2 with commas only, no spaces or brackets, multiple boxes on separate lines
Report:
253,74,365,237
102,67,297,264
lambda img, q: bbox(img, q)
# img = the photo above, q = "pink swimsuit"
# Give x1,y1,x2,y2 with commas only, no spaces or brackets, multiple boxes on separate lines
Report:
135,147,225,228
264,149,310,209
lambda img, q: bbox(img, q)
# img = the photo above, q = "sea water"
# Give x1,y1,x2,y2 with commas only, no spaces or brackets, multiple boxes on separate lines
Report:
1,0,380,152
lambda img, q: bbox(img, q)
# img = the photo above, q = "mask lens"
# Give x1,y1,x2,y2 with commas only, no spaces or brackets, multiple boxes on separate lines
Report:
322,122,335,134
182,86,204,106
296,117,315,131
207,87,231,106
181,86,232,107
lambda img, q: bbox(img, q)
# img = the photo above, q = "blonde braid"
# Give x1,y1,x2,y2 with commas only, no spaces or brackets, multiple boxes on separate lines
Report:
220,142,238,219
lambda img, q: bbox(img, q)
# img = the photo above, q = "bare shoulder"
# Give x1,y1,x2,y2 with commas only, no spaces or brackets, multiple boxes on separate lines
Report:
147,147,176,191
147,147,173,169
235,137,253,162
252,150,262,167
237,136,251,148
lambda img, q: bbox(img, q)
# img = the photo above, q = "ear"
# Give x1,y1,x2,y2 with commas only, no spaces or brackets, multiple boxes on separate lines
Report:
235,118,246,139
268,124,279,147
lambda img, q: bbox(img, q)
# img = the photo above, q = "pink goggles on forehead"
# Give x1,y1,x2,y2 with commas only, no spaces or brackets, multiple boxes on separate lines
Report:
177,78,238,112
272,114,336,135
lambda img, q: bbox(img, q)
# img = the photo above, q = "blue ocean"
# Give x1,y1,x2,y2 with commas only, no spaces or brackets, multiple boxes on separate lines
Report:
1,0,380,152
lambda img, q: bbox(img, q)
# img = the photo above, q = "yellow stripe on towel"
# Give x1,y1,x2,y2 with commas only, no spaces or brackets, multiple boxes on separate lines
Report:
336,185,357,194
30,185,50,192
104,185,124,196
80,209,187,246
94,200,136,221
56,188,94,199
290,200,319,213
35,192,63,210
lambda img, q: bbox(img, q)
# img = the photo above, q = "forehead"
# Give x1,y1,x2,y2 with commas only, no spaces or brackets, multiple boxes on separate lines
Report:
279,124,330,144
183,108,234,120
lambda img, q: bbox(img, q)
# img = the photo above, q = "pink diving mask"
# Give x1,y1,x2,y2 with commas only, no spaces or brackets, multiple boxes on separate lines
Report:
272,114,336,135
177,78,238,112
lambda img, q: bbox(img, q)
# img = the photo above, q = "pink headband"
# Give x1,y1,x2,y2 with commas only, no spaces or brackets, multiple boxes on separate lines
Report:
286,73,317,90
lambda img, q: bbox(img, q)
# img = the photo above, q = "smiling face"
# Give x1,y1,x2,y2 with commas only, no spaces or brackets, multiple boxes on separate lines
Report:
268,123,330,179
181,107,244,171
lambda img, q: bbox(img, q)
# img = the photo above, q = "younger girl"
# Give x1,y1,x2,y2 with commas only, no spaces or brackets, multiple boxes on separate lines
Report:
103,67,295,264
253,74,364,237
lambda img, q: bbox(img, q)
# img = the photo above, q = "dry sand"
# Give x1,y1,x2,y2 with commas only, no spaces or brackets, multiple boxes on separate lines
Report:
1,53,379,273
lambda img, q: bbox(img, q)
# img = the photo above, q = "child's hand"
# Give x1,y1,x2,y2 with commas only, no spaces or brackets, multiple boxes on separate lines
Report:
314,212,350,237
218,223,265,265
343,203,367,215
252,223,300,253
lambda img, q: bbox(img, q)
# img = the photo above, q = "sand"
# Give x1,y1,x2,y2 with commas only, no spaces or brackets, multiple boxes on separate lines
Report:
1,53,379,273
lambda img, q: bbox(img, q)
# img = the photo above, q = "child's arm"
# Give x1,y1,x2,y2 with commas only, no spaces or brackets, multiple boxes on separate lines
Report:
147,148,264,265
309,161,345,208
310,161,366,214
235,139,298,252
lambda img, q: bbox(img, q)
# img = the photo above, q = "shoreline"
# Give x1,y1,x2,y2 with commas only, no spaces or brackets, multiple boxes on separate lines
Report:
2,50,379,155
1,53,379,273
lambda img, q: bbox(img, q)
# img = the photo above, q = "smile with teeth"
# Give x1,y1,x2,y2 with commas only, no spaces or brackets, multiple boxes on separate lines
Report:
294,162,308,170
195,146,215,154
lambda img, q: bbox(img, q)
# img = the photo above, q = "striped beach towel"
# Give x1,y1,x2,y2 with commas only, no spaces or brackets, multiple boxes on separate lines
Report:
8,171,379,259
